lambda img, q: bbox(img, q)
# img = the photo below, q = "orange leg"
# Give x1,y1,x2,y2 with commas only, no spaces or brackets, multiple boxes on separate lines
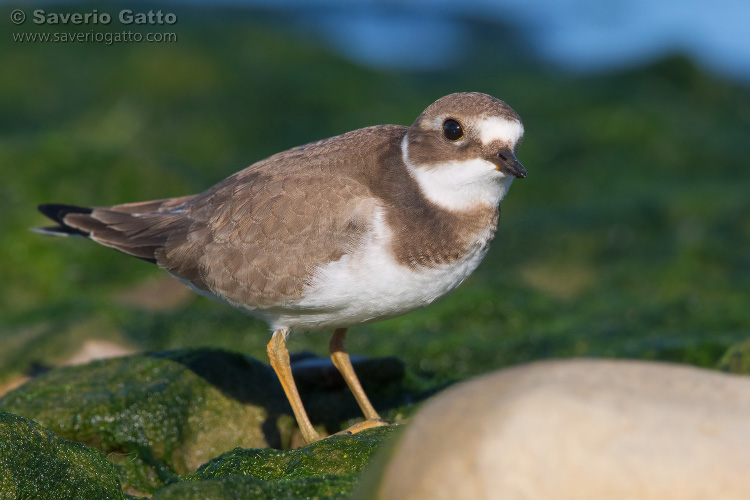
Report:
330,328,389,433
267,329,320,444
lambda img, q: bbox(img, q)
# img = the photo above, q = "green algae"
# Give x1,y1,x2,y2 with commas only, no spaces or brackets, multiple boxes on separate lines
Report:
156,427,398,500
0,411,124,500
0,407,396,500
189,427,396,481
0,348,408,497
152,474,357,500
717,340,750,375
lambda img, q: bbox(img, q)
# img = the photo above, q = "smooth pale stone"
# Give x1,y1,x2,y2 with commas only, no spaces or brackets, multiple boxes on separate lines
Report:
370,359,750,500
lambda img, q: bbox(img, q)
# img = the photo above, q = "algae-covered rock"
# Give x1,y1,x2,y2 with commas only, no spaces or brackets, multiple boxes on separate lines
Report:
190,426,396,480
0,348,414,497
151,474,356,500
0,411,124,500
153,427,397,500
0,349,292,496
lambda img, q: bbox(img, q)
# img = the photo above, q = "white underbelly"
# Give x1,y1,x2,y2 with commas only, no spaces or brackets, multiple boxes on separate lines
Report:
268,210,493,331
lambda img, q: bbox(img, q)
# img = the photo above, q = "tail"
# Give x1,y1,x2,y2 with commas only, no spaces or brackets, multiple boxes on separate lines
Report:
35,196,195,264
34,204,95,237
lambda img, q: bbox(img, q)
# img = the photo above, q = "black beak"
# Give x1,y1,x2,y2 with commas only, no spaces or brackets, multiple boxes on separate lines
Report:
491,147,527,178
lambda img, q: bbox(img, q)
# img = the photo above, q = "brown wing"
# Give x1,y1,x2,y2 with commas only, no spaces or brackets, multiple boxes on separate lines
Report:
37,125,405,309
159,168,377,308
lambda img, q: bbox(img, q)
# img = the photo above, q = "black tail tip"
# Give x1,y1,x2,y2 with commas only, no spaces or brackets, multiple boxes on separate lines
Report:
36,203,93,237
37,203,93,225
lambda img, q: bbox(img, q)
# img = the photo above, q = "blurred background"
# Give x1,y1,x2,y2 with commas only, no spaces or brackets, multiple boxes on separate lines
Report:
1,0,748,392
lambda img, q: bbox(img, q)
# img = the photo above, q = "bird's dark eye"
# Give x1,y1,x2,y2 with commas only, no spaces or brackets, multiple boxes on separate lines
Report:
442,119,464,141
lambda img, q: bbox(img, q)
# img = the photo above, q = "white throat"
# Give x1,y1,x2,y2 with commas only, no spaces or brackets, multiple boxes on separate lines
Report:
401,136,515,212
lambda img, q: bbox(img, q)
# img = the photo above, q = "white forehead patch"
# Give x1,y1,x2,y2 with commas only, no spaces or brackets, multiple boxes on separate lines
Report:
478,116,524,146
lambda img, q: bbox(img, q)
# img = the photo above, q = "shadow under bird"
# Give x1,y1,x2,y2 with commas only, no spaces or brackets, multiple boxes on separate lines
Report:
35,92,526,444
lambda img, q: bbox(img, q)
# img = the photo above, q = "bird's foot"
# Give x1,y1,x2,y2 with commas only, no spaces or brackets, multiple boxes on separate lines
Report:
335,418,392,436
